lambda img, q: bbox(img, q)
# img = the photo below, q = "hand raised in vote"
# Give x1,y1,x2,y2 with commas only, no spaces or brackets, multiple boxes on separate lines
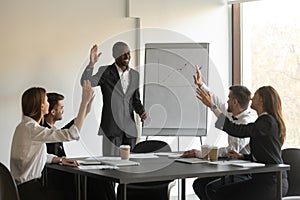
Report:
196,88,214,108
193,65,203,87
89,44,102,68
81,80,94,106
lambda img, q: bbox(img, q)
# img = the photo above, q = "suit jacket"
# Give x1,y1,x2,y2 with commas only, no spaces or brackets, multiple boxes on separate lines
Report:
40,119,74,157
214,113,288,199
81,63,145,138
215,113,283,165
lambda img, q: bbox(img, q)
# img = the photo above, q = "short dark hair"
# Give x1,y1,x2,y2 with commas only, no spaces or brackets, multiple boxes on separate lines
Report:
229,85,251,109
112,41,129,58
45,93,64,116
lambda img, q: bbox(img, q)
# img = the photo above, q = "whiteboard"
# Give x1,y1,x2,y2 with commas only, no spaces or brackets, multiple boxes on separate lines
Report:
143,43,209,136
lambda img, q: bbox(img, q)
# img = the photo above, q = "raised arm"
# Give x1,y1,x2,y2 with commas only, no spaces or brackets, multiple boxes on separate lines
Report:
88,44,102,69
193,65,204,87
196,88,222,118
80,45,103,87
74,80,94,131
193,65,226,113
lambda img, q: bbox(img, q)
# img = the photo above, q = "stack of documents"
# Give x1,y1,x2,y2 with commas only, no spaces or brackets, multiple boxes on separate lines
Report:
100,159,140,167
208,160,265,167
175,158,209,164
230,162,265,168
78,165,119,170
77,156,139,168
154,152,182,158
78,160,102,165
129,153,159,159
174,157,265,167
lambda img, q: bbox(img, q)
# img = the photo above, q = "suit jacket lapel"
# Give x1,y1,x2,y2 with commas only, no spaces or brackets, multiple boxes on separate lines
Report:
125,70,135,95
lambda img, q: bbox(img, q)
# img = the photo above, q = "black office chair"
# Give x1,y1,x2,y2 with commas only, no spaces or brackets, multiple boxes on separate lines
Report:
132,140,172,153
0,162,20,200
118,140,174,200
282,148,300,200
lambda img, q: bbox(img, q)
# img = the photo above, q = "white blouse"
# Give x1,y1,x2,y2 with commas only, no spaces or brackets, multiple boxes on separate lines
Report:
10,116,80,184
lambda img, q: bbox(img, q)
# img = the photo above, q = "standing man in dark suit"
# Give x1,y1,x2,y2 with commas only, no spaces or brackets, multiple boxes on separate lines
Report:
81,41,147,156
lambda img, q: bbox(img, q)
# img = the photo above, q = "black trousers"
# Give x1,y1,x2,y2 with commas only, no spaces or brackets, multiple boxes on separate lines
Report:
193,175,251,200
45,168,116,200
87,178,116,200
18,179,47,200
103,133,136,156
45,168,76,200
206,172,288,200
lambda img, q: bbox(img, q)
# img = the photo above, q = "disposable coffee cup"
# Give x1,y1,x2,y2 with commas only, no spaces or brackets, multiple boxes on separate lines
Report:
119,145,131,160
201,145,210,160
209,146,219,161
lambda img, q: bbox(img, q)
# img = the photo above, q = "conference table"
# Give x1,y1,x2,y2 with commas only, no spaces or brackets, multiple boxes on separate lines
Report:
46,156,289,200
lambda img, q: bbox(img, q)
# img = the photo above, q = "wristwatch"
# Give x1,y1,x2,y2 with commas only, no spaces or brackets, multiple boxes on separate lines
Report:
59,157,65,164
210,104,217,111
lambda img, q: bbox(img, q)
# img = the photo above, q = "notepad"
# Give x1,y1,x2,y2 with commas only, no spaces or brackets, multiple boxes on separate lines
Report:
154,152,182,158
78,165,119,170
175,158,209,164
78,160,102,165
101,159,140,167
129,153,159,159
231,162,265,168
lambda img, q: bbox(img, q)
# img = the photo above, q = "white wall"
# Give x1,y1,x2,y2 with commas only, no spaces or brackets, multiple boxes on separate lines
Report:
0,0,230,168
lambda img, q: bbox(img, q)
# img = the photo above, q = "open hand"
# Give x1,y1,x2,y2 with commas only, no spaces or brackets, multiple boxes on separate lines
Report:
193,65,203,87
196,88,214,108
82,80,94,105
89,44,102,68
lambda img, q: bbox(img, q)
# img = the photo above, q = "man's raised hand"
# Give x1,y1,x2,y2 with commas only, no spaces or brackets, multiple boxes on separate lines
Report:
89,44,102,68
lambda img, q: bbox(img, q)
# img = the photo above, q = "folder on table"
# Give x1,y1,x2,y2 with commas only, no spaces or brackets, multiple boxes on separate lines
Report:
101,159,140,167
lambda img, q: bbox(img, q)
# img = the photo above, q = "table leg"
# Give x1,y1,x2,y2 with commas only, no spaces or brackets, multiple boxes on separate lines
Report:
82,176,87,200
181,179,186,200
75,174,81,200
276,171,283,200
119,184,127,200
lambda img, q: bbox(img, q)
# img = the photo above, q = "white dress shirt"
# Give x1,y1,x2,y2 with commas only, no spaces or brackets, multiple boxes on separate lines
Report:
200,83,256,157
10,116,80,184
116,64,130,93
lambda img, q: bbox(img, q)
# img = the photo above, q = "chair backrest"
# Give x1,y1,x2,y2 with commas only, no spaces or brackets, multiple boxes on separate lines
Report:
133,140,171,153
282,148,300,196
0,162,20,200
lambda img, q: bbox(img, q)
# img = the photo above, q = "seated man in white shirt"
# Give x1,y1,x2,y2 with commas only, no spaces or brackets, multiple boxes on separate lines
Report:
182,67,256,200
